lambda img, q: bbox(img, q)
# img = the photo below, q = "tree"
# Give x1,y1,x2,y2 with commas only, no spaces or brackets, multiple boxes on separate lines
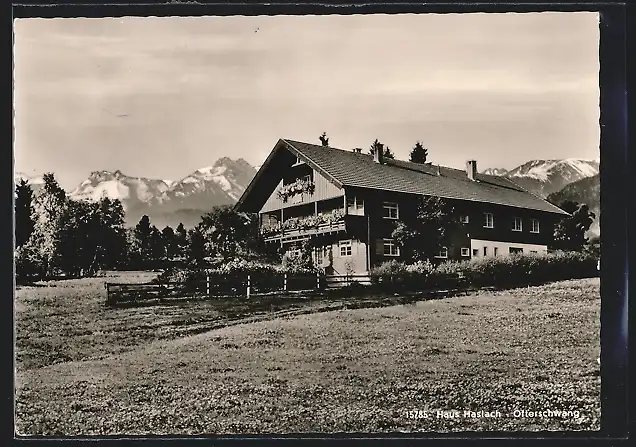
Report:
15,178,35,248
369,139,384,156
409,141,428,164
97,196,127,269
57,199,101,277
134,215,152,261
148,225,165,263
319,132,329,147
175,223,188,258
369,139,394,159
162,226,178,260
27,173,68,276
552,201,596,252
391,196,461,261
125,227,141,268
186,227,206,266
197,205,260,261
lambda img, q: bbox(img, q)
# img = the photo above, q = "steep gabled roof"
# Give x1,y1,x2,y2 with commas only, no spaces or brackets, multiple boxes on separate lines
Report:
236,138,569,216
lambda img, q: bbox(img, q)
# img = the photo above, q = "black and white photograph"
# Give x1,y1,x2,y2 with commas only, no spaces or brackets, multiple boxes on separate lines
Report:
13,11,602,435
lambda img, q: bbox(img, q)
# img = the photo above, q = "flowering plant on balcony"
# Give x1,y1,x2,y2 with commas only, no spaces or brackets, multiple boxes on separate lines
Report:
261,209,345,237
276,178,315,203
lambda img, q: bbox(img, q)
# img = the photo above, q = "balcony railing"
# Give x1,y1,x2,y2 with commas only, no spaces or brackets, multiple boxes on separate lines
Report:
262,209,346,242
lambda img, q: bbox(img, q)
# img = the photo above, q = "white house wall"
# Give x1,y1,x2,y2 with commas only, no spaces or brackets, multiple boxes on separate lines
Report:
469,239,548,257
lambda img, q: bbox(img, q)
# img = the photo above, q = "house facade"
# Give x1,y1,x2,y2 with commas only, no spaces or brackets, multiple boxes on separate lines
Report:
235,139,569,276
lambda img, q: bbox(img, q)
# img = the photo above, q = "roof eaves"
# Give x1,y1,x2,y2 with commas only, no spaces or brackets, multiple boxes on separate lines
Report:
338,183,568,216
498,177,570,216
234,138,285,211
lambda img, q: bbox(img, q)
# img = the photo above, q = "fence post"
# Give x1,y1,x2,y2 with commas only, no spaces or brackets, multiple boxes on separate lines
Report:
206,274,210,297
284,273,288,292
247,275,251,299
316,272,320,290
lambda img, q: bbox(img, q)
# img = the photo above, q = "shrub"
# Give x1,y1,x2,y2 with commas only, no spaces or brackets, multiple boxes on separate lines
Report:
369,251,597,292
153,266,207,284
432,260,469,288
369,260,409,279
452,251,597,289
281,252,315,274
14,245,44,284
369,260,409,288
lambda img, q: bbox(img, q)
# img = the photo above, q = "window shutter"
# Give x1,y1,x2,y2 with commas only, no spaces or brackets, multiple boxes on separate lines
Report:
376,239,384,255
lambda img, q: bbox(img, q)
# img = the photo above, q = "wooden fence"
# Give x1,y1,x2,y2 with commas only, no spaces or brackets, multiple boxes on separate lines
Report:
105,273,372,306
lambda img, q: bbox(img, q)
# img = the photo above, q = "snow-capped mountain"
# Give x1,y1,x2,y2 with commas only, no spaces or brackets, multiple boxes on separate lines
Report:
141,158,256,226
158,158,253,204
67,158,257,227
69,170,173,205
483,159,599,197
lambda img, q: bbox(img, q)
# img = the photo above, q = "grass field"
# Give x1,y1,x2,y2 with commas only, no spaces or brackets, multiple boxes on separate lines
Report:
14,272,600,435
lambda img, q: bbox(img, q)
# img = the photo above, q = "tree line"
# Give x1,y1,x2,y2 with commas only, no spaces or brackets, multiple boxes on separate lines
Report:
14,171,596,284
14,174,271,283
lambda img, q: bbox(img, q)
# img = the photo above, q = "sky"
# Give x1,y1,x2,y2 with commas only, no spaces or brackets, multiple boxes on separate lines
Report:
13,12,600,191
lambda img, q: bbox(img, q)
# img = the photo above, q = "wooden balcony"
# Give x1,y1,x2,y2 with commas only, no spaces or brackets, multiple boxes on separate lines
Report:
262,219,347,243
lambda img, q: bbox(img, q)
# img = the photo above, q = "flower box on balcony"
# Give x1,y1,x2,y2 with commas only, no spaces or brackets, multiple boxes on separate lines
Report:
276,178,315,203
261,209,345,239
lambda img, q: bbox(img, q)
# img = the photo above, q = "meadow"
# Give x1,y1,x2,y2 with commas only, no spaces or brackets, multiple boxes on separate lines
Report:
14,272,600,435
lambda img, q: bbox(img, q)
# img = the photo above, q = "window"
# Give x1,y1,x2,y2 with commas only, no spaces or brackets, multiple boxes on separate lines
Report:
531,219,540,233
483,247,488,256
347,196,365,215
509,247,523,254
484,213,494,228
512,217,522,232
339,240,352,257
460,215,470,224
383,239,400,256
494,247,498,256
435,247,448,259
530,250,538,254
383,202,399,219
472,249,479,256
461,248,470,257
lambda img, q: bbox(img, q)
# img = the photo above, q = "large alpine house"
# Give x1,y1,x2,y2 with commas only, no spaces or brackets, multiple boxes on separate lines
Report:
235,139,569,276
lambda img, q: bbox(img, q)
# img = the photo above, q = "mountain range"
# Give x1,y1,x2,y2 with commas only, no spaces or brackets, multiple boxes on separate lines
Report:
481,159,599,198
15,156,599,234
15,158,257,228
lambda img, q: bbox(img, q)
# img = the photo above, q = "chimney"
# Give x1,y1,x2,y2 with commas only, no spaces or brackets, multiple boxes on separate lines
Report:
436,164,441,176
466,160,477,181
374,147,384,164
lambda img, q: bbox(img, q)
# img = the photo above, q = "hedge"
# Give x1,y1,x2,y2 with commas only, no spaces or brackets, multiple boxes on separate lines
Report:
369,251,598,291
152,251,598,295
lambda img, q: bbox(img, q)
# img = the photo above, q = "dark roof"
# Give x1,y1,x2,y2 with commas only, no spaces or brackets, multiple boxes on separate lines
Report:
280,139,568,216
